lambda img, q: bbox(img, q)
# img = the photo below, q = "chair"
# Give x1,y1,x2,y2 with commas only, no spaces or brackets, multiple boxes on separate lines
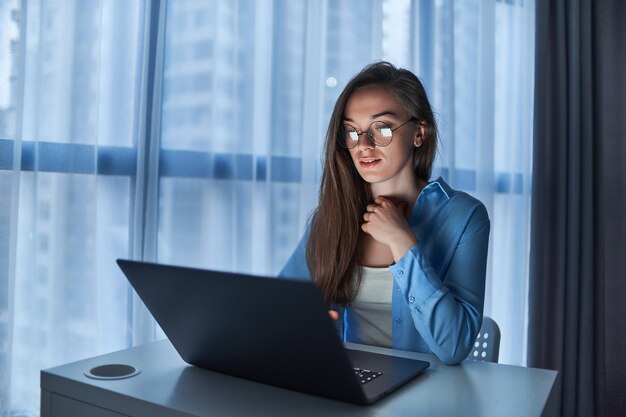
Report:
467,316,501,363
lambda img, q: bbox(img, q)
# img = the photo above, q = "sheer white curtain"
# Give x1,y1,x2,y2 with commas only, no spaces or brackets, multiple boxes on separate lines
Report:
0,0,146,414
0,0,534,414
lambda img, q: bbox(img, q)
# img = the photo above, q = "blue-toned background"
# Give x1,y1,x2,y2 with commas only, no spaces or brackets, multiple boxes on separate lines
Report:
0,0,535,414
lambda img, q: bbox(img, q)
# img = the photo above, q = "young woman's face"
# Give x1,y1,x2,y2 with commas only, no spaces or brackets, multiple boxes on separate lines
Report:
343,84,420,188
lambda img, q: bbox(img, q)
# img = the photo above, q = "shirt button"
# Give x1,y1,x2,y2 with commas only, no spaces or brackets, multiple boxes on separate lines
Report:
397,270,404,276
395,318,402,324
409,296,415,303
395,286,400,291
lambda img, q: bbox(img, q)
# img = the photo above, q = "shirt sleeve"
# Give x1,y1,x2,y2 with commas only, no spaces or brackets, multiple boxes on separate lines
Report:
389,203,490,365
277,224,312,281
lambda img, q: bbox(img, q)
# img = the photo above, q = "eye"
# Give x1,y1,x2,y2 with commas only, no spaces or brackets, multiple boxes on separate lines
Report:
341,126,359,143
371,122,392,138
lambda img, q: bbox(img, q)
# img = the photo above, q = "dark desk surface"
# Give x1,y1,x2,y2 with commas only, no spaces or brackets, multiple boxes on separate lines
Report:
41,339,557,417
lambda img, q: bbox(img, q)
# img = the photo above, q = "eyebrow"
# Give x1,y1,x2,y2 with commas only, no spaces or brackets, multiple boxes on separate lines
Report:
343,111,400,123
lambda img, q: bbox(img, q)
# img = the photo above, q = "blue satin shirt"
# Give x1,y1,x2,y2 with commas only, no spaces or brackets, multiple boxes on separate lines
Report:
279,177,490,365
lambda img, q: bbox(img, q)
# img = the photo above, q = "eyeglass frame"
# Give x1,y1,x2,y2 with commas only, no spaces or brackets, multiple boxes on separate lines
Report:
337,117,418,149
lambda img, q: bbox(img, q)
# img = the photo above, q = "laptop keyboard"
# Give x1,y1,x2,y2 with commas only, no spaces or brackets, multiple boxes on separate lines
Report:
354,367,383,385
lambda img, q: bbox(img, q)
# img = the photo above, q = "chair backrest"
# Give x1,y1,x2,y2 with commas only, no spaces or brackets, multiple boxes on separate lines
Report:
467,316,501,363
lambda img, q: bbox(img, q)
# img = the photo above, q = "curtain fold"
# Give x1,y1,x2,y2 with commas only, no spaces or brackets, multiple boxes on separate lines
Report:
528,1,626,415
0,1,147,414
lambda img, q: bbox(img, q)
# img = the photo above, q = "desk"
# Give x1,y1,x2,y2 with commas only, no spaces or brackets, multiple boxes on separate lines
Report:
41,339,557,417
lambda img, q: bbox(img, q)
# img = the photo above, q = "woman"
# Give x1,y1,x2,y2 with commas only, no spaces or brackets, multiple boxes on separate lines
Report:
279,61,490,365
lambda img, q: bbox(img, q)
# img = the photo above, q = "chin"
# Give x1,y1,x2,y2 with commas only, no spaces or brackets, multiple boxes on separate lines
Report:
357,172,382,184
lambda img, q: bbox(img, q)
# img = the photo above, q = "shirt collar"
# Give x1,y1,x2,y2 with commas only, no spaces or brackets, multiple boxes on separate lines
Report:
423,176,452,200
409,176,451,228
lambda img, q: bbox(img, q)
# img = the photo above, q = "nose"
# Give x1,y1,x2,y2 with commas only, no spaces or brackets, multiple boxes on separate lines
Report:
356,132,375,150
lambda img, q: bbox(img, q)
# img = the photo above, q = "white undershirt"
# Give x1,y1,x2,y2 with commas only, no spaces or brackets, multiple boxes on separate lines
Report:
349,266,393,348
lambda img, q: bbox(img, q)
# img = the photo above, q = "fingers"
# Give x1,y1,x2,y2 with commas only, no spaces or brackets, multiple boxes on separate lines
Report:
363,197,408,233
374,196,392,206
363,200,392,223
328,310,339,321
366,200,390,213
365,198,403,218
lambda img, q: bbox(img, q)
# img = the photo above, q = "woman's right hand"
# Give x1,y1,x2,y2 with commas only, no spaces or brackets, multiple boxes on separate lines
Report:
328,310,339,321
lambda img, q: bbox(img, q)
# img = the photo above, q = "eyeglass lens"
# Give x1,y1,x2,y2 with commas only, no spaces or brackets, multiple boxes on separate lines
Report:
343,121,393,149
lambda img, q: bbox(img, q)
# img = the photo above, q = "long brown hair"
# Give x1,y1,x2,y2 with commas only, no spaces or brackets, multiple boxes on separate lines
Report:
307,61,438,305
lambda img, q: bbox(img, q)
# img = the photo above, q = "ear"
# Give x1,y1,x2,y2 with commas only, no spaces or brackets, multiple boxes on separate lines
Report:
413,122,426,148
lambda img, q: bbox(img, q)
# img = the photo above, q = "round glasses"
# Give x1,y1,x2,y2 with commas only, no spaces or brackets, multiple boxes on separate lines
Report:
338,118,416,149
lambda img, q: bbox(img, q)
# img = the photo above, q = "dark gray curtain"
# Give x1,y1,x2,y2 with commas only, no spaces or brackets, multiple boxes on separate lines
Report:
529,1,626,416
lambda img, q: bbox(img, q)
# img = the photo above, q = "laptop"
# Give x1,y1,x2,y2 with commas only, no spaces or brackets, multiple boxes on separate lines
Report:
117,259,430,405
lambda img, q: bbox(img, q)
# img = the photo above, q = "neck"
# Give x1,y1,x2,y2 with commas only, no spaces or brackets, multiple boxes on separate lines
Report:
369,174,426,206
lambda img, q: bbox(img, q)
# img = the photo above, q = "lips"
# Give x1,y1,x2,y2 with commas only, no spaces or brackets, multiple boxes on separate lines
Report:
359,158,381,168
